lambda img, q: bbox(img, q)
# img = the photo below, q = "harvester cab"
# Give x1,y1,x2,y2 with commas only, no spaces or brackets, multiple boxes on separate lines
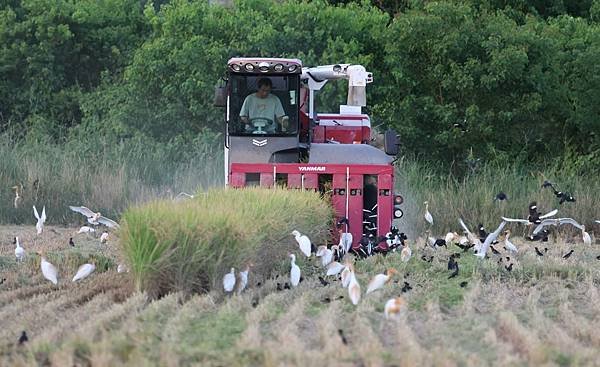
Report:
216,57,403,256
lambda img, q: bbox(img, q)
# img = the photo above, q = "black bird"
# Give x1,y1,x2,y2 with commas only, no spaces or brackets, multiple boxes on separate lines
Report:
527,229,549,242
12,237,17,245
478,224,488,243
448,255,457,271
528,201,542,224
0,278,6,285
321,297,332,304
284,283,291,290
338,329,348,345
18,331,28,345
455,242,475,252
401,281,412,293
451,253,462,259
490,245,500,255
596,255,600,260
534,247,545,256
318,276,329,287
421,255,434,263
494,192,508,201
563,249,574,259
336,295,344,300
505,256,511,262
459,281,468,288
276,283,283,291
505,263,513,272
256,282,262,288
252,297,260,308
448,262,459,279
434,239,447,248
69,237,75,247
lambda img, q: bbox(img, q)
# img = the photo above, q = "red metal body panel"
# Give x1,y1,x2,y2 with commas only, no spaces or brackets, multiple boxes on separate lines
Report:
230,163,395,246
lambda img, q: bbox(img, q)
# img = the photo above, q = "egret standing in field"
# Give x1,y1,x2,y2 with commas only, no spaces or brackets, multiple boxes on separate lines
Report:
326,261,345,276
33,205,46,235
100,231,109,244
223,268,236,293
38,252,58,285
341,260,352,288
384,297,405,319
400,241,412,262
503,230,518,254
237,263,253,294
78,226,96,234
292,230,311,257
15,237,25,262
289,254,300,287
581,225,592,245
72,262,96,282
424,201,433,225
366,268,398,294
348,268,361,305
12,185,23,209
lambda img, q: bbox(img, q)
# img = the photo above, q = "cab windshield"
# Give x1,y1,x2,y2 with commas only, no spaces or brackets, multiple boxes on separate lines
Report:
228,74,299,136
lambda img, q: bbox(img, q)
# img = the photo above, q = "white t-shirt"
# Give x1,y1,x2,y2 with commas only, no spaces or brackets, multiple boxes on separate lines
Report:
239,93,286,124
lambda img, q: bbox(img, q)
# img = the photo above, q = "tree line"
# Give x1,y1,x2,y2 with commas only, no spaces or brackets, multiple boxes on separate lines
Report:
1,0,599,172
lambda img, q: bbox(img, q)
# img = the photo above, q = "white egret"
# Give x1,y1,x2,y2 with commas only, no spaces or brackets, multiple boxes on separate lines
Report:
12,185,23,209
475,221,506,259
326,261,345,276
100,231,109,244
78,226,96,234
15,237,25,261
339,232,353,254
291,230,311,257
117,263,128,273
532,217,583,235
33,205,46,235
400,243,412,262
384,297,405,319
503,230,518,254
289,254,300,287
69,206,119,228
341,261,352,288
237,263,253,294
72,263,96,282
582,225,592,246
348,270,361,305
39,252,58,285
424,201,433,225
223,268,236,293
366,268,398,294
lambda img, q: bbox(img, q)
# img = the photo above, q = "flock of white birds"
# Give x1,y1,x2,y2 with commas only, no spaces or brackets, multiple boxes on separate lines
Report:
222,201,599,320
11,205,121,285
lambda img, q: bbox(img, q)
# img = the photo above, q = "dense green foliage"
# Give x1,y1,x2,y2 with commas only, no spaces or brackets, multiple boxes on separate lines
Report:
1,0,599,170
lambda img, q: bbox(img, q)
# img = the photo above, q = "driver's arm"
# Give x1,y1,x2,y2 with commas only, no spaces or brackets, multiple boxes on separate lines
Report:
239,95,252,124
274,97,288,130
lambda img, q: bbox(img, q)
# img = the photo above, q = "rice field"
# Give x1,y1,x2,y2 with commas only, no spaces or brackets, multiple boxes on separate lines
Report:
2,221,600,366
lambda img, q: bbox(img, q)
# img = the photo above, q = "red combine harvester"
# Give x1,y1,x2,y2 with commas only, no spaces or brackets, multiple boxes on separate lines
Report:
215,57,404,256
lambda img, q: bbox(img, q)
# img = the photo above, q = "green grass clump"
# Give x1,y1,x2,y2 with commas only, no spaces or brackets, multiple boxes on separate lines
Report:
120,187,333,297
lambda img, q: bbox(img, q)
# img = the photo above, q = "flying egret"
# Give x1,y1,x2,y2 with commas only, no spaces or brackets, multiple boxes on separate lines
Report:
39,252,58,285
15,237,25,261
326,261,345,276
366,268,398,294
72,263,96,282
503,230,518,254
69,206,119,228
289,254,301,287
237,263,253,294
33,205,46,235
348,270,361,305
532,217,583,235
291,230,311,257
400,242,412,262
595,220,600,224
384,297,405,319
424,201,433,225
475,221,506,259
117,263,128,273
100,231,109,244
223,268,236,293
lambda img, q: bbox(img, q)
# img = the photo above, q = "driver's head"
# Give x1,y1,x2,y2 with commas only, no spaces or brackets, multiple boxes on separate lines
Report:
256,78,272,98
